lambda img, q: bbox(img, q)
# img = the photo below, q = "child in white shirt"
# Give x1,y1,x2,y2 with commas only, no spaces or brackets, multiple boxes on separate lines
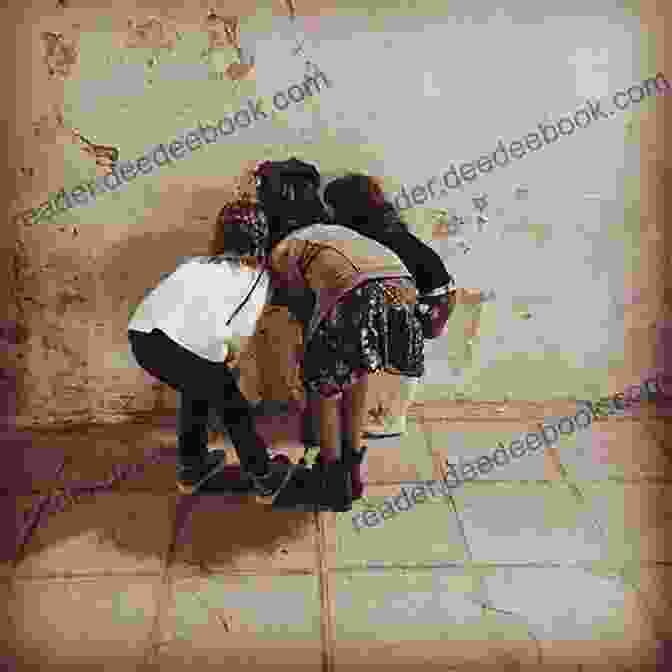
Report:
127,195,298,501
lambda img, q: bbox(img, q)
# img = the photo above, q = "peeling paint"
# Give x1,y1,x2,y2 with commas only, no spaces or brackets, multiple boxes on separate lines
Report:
41,31,78,78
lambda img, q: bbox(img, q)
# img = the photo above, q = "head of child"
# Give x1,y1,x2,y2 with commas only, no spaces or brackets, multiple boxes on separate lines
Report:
210,190,270,269
253,158,330,247
323,173,408,237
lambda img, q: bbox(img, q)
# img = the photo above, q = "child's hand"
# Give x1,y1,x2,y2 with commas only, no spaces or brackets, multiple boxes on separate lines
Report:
224,347,241,368
224,335,250,368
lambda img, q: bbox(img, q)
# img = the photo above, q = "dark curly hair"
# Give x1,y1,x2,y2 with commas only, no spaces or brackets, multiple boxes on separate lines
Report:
323,173,409,238
254,158,331,248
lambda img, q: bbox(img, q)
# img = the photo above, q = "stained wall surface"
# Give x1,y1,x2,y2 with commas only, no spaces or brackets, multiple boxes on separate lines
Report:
3,0,669,427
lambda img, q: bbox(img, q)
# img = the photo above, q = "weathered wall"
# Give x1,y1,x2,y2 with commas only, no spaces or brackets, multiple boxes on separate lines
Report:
4,0,670,428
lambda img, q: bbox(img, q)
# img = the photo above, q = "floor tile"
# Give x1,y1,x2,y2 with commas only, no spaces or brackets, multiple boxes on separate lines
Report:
333,568,538,669
363,420,436,482
53,424,178,494
535,639,658,670
0,495,47,575
424,419,563,483
327,484,468,568
552,416,672,482
3,575,160,670
15,492,176,577
450,482,605,563
482,566,648,640
0,428,66,494
170,495,318,574
152,574,322,670
580,482,672,569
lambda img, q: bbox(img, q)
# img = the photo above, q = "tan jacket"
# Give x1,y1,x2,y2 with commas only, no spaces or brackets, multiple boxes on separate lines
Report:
270,224,413,342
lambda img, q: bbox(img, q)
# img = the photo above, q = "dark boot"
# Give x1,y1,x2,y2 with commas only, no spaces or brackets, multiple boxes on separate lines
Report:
344,444,368,501
314,455,353,512
268,463,324,511
340,437,368,501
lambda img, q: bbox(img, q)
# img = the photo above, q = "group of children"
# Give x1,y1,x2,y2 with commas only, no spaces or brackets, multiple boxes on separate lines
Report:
127,159,456,512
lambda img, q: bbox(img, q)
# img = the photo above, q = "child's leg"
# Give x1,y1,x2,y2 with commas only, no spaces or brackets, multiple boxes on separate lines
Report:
177,393,210,463
317,393,342,462
129,330,230,493
210,371,270,476
129,329,293,495
193,366,304,499
341,375,370,500
313,392,355,511
302,390,321,446
341,375,369,454
176,393,230,492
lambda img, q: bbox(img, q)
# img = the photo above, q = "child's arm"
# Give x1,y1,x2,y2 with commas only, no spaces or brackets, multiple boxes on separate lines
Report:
458,288,487,305
222,334,249,368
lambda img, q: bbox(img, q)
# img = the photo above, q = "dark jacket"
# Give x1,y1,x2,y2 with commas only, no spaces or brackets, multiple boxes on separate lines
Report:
342,204,454,296
368,230,453,296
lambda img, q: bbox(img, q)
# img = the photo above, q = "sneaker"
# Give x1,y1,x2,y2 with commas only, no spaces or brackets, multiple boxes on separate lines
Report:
193,451,294,494
268,451,292,466
248,462,300,503
177,449,227,494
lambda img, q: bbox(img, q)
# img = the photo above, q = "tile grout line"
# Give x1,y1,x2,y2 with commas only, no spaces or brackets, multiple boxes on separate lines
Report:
7,473,672,501
13,458,68,568
421,417,546,665
315,511,336,672
141,493,185,668
547,415,670,642
20,397,672,433
13,559,669,581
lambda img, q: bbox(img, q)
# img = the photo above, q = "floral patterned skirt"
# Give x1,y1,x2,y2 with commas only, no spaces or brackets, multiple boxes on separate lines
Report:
303,278,425,398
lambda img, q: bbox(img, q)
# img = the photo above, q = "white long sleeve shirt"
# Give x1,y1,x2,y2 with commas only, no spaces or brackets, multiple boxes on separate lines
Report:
128,256,270,363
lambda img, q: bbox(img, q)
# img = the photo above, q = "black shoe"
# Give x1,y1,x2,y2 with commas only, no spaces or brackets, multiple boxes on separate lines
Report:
194,454,293,494
248,462,300,502
177,450,227,494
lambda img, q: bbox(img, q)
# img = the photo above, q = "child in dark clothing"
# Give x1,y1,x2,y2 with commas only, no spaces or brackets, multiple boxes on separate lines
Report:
254,159,425,510
323,173,457,437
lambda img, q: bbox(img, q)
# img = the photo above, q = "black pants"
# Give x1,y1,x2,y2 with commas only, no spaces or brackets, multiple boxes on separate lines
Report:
128,329,269,474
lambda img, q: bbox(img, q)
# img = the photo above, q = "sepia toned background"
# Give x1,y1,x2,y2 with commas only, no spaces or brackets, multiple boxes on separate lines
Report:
1,0,671,670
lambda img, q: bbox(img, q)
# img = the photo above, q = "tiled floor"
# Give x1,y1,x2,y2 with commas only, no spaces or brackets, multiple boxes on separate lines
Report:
1,402,671,670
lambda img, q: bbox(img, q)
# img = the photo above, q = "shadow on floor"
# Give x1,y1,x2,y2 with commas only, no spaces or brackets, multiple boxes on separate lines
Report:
4,412,317,572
